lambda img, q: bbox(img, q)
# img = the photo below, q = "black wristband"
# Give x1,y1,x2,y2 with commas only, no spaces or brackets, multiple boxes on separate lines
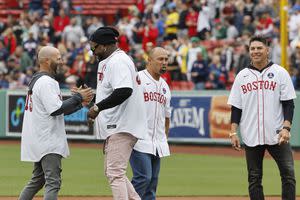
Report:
282,126,291,132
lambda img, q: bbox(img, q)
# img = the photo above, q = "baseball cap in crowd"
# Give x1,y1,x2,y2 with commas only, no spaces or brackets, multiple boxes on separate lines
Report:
191,37,200,43
89,26,119,45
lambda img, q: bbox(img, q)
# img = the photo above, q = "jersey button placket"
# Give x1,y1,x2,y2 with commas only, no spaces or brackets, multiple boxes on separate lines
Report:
258,76,264,145
152,82,159,154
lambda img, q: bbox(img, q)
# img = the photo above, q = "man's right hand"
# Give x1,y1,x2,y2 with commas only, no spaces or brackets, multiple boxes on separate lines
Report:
87,105,100,125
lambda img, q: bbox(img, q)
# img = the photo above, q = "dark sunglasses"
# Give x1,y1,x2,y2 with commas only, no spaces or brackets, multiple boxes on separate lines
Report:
91,44,100,52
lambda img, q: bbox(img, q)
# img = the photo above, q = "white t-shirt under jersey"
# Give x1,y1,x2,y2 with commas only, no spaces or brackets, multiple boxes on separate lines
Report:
133,70,171,157
21,76,69,162
228,64,296,146
94,49,147,140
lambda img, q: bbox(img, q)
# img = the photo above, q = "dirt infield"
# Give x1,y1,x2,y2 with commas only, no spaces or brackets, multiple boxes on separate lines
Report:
0,196,286,200
1,140,299,200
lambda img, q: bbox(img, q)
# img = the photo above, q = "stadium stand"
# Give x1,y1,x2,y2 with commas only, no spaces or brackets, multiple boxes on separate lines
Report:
0,0,299,91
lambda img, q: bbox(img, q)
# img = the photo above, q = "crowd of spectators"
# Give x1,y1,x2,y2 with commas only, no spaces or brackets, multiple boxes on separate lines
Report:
0,0,300,90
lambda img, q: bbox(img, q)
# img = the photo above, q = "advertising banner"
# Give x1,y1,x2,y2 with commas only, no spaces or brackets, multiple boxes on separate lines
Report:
169,95,231,144
6,91,94,139
3,90,300,146
7,94,25,134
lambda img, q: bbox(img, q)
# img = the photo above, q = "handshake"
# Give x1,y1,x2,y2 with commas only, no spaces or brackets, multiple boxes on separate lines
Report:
71,84,94,106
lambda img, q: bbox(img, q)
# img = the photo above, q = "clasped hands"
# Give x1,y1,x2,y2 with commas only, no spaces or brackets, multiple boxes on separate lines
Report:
71,85,99,125
71,85,94,107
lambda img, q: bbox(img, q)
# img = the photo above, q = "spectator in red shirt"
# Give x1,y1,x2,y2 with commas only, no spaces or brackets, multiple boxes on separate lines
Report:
118,28,130,53
3,28,17,55
222,0,235,18
137,0,145,14
53,9,70,36
186,5,199,37
255,10,273,38
142,19,159,51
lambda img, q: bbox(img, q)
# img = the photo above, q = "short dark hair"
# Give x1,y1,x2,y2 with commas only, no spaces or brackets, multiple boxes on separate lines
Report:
249,35,270,47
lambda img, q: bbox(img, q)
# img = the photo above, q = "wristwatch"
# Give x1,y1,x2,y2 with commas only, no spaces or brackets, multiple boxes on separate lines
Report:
282,126,291,132
93,104,99,112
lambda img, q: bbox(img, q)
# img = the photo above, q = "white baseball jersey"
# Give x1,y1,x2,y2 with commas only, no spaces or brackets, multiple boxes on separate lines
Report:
228,63,296,146
21,76,69,162
133,70,171,157
94,49,147,140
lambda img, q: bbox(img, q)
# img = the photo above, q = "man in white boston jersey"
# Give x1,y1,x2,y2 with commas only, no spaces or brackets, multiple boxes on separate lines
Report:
130,47,171,200
87,27,147,200
19,46,94,200
228,36,296,200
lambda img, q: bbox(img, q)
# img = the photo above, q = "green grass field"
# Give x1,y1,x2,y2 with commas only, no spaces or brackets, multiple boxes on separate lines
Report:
0,144,299,196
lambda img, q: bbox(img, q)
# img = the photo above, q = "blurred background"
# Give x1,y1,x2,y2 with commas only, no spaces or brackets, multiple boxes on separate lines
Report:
0,0,300,91
1,0,300,146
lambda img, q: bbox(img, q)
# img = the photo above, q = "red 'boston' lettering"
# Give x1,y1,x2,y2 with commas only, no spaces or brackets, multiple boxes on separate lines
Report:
264,80,269,89
241,80,277,94
241,85,247,94
144,93,149,101
143,92,167,105
269,81,277,91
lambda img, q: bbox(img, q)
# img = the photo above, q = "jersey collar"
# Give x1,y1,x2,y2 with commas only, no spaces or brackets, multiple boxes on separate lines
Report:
145,69,161,83
248,61,273,73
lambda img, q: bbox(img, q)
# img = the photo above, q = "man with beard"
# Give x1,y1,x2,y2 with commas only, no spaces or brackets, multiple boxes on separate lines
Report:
87,27,147,200
130,47,171,200
19,46,94,200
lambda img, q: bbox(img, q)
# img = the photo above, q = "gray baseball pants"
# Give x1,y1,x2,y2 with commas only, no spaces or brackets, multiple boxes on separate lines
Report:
18,153,62,200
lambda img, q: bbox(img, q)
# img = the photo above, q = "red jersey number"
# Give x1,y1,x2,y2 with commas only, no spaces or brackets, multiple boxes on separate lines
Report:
136,75,141,85
25,94,33,112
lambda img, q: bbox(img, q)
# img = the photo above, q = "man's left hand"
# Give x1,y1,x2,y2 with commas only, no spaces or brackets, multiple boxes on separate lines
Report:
278,129,291,145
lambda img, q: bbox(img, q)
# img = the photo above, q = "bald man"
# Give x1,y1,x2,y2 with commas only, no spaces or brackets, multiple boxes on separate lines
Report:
130,47,171,200
19,46,93,200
